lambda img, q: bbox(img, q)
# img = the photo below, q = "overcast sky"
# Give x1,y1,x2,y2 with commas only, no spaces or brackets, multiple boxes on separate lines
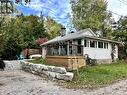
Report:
15,0,127,29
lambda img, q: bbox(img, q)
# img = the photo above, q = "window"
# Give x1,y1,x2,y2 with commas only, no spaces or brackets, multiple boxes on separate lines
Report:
98,42,103,48
84,39,90,47
104,43,108,49
90,40,97,48
84,39,87,47
77,39,81,54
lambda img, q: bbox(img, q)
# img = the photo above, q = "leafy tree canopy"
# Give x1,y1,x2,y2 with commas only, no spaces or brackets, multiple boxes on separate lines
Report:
71,0,112,37
44,17,62,39
0,15,47,59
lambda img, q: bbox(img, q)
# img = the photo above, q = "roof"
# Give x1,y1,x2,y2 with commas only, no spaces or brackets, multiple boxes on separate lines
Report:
41,28,121,46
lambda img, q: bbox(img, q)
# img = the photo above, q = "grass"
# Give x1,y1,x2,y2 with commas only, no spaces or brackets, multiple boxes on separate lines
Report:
28,58,63,67
58,60,127,89
28,58,45,64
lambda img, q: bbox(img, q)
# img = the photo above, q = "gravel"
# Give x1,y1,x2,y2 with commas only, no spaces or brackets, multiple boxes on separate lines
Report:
1,70,127,95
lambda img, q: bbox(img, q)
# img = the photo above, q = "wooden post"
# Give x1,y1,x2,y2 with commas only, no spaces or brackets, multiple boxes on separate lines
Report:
88,40,90,47
42,46,46,59
59,43,61,55
74,55,79,76
96,41,98,48
67,41,69,56
81,39,84,56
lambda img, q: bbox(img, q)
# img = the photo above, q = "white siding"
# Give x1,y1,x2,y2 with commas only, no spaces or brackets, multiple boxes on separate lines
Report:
83,44,111,59
82,39,119,60
114,44,118,60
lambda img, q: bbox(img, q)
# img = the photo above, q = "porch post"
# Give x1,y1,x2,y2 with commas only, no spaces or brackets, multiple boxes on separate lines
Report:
81,39,84,56
42,46,46,59
59,43,61,55
67,41,69,56
96,41,98,48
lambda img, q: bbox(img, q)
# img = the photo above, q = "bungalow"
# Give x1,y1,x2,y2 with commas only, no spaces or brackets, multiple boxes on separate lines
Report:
41,28,121,70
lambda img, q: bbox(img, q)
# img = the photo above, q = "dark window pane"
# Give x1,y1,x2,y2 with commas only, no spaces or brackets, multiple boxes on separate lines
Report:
107,43,108,49
98,42,103,48
90,41,96,48
84,39,87,47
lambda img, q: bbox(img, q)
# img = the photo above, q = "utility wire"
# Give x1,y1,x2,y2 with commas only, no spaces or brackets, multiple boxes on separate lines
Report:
107,10,123,17
118,0,127,6
122,0,127,4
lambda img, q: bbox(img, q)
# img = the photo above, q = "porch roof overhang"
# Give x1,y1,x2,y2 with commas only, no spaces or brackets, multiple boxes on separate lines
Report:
40,28,122,46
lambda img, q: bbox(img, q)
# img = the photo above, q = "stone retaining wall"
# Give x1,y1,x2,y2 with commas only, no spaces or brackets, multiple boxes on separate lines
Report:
3,60,74,81
4,60,22,70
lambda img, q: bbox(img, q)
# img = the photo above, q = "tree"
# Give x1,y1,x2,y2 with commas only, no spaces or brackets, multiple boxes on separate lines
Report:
45,17,62,39
71,0,112,36
113,16,127,59
15,0,31,4
0,15,47,60
13,14,48,48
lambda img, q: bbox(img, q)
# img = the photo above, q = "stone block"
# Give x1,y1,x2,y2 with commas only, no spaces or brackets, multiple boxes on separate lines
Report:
52,67,66,74
56,72,74,81
20,60,74,81
47,66,55,72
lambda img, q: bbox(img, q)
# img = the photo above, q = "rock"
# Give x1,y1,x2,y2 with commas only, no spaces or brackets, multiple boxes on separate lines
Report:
48,72,57,78
20,61,74,81
47,66,55,72
41,65,48,71
4,60,22,70
56,72,74,81
52,67,67,74
42,71,49,76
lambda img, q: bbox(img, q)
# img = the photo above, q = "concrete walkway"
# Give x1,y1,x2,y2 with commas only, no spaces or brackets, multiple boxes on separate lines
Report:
1,70,127,95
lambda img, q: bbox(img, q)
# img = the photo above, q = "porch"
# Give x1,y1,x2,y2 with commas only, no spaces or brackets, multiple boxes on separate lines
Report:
43,41,86,71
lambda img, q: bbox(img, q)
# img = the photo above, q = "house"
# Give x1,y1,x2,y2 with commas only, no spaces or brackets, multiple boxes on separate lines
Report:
41,28,121,70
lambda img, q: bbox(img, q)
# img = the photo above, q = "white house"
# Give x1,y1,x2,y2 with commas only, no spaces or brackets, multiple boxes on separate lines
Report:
41,28,121,70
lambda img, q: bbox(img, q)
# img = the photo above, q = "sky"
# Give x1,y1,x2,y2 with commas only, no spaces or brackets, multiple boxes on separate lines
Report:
15,0,72,30
14,0,127,30
107,0,127,21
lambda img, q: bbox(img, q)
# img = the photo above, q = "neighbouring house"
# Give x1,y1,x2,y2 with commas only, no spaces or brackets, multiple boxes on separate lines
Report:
22,38,47,58
41,28,121,70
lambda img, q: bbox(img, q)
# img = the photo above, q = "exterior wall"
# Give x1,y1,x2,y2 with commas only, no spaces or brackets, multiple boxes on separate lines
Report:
82,38,119,62
45,56,86,71
96,59,112,64
83,43,112,59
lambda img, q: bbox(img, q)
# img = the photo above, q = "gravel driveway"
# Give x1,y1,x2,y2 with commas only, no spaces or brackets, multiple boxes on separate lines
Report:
1,70,127,95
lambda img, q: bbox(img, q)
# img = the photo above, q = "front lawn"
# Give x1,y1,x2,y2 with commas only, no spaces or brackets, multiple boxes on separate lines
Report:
28,58,45,64
59,60,127,89
28,59,127,89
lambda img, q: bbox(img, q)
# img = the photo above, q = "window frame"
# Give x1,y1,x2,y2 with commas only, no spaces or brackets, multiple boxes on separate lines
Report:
98,41,103,48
